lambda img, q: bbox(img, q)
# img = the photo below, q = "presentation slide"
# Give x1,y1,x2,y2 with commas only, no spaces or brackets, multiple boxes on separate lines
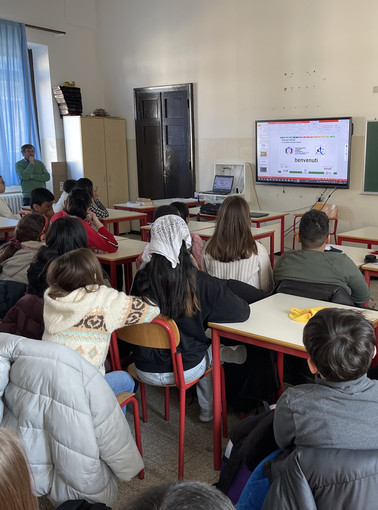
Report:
256,118,351,186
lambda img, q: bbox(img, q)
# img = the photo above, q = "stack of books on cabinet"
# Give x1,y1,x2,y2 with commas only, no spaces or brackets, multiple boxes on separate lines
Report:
53,86,83,116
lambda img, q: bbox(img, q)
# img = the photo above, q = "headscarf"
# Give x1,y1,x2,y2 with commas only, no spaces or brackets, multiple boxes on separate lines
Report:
149,215,192,268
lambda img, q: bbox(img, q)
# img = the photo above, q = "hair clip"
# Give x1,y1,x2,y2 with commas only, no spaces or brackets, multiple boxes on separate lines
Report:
9,237,21,249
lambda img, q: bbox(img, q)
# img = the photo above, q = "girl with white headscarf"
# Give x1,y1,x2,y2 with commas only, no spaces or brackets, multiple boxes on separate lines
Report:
131,215,250,422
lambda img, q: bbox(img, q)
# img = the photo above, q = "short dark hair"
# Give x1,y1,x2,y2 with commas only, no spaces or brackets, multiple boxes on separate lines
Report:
303,308,376,382
152,205,179,221
30,188,54,207
66,188,92,219
63,179,77,193
171,201,189,221
21,144,34,153
299,209,329,249
125,481,235,510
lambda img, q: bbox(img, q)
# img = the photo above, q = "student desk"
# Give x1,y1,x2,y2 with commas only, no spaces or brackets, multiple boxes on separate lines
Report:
338,227,378,248
189,207,288,254
102,209,147,235
327,244,371,268
197,225,276,266
0,217,18,241
140,219,216,242
96,238,147,291
114,199,203,224
209,293,378,470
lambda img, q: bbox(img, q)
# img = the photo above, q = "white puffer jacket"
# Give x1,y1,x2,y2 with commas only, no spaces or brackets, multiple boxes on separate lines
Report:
0,333,144,507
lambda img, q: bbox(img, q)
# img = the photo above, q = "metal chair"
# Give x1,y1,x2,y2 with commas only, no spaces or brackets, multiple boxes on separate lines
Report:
293,203,338,249
109,316,228,480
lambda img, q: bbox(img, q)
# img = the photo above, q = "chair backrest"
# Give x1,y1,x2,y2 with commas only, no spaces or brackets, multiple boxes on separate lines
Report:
313,202,338,219
273,279,355,306
116,315,180,350
114,316,185,387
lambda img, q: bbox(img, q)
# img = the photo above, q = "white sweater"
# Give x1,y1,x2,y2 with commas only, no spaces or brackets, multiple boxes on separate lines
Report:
43,285,160,374
202,241,274,292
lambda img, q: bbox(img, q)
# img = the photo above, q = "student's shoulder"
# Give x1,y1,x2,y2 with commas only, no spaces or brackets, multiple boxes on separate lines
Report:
277,383,319,407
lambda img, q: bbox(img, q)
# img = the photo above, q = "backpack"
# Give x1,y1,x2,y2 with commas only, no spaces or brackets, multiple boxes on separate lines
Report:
216,405,278,504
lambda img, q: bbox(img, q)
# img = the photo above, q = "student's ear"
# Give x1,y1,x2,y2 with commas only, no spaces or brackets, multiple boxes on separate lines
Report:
31,204,38,213
296,232,301,244
373,347,377,359
307,358,319,375
326,234,331,244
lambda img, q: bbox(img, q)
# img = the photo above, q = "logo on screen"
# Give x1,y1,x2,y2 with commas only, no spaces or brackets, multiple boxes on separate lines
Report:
285,147,293,155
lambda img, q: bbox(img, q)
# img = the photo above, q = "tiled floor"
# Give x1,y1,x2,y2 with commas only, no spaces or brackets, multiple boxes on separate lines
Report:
38,268,378,509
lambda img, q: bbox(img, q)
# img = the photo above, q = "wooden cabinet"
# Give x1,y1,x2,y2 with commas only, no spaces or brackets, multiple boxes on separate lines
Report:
63,116,129,207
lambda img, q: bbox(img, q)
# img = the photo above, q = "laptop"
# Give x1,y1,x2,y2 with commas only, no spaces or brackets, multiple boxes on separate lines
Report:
200,175,234,195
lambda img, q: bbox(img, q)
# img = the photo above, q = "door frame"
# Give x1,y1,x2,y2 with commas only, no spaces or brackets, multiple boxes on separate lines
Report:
134,83,195,198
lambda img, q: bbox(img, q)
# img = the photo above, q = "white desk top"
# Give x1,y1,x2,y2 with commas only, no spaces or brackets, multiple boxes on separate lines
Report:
96,238,147,262
339,227,378,241
0,217,19,230
106,209,147,220
328,244,371,268
209,293,378,353
114,198,199,210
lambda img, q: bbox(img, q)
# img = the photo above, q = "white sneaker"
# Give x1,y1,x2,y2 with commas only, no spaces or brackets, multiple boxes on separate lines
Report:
199,410,213,422
220,345,247,364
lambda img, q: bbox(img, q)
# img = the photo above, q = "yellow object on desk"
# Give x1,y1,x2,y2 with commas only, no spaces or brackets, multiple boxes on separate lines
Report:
289,306,325,323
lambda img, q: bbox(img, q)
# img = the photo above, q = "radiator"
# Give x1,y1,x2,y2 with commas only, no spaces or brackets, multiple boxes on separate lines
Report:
2,193,23,214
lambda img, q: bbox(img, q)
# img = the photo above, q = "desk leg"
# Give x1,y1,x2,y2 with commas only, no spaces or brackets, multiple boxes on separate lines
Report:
212,329,222,470
268,232,274,267
109,263,117,289
140,217,147,227
364,270,371,287
124,262,133,293
114,223,120,236
141,230,149,242
276,352,284,398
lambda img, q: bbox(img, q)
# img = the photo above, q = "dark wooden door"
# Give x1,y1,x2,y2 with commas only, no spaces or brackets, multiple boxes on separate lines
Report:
134,84,195,200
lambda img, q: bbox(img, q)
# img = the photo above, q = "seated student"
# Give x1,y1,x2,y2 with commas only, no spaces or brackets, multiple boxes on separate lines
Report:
43,248,160,401
0,217,89,340
202,196,273,292
136,205,181,270
171,201,204,269
0,213,47,285
0,428,38,510
30,187,55,219
74,177,109,218
274,308,378,451
125,481,234,510
0,176,20,220
274,209,370,306
52,178,76,213
131,214,250,422
51,188,118,253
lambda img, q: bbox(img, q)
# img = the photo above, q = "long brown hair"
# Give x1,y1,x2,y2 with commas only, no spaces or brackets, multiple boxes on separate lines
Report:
0,428,38,510
205,195,257,262
0,214,46,268
46,248,104,299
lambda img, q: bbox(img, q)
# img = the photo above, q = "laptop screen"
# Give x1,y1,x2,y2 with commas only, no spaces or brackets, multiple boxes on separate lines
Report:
213,175,234,192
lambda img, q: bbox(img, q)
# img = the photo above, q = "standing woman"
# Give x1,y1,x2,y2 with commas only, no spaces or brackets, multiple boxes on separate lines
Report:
202,196,273,292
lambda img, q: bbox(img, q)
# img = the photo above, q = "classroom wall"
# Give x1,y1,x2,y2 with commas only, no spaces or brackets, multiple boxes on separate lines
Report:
2,0,378,245
95,0,378,245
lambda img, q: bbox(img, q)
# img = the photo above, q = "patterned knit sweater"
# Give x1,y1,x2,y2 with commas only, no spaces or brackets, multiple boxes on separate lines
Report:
43,285,160,374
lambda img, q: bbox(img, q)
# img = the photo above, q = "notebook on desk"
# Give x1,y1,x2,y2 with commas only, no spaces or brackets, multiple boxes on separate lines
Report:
200,175,234,195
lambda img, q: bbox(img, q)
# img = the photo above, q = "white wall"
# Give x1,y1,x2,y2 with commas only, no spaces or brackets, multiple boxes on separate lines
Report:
96,0,378,247
2,0,378,246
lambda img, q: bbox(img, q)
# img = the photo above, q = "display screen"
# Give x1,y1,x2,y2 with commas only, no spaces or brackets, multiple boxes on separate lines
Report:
255,117,352,188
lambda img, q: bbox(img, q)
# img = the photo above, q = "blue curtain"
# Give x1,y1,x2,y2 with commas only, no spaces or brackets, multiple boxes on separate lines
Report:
0,19,41,186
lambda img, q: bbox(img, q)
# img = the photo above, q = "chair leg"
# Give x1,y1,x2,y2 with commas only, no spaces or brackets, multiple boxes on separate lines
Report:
164,387,170,421
129,396,144,479
220,365,228,438
140,382,148,422
178,389,186,480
